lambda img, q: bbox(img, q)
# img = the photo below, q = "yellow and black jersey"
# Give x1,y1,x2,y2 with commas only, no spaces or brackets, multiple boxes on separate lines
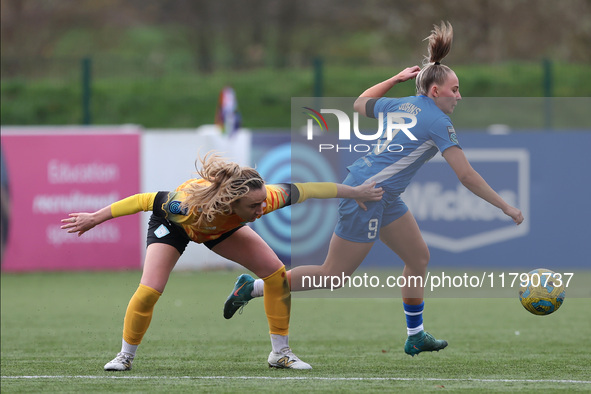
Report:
110,179,336,244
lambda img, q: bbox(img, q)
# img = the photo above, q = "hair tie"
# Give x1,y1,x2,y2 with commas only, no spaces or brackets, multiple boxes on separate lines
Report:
434,61,441,65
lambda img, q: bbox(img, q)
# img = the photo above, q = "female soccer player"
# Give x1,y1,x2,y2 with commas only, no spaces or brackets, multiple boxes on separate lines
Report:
60,153,383,371
223,22,524,356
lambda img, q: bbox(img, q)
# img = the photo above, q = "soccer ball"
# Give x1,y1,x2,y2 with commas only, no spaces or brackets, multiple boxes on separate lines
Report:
519,268,566,316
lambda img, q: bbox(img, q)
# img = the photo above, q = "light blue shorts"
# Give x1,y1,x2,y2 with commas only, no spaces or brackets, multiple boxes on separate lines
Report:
335,173,408,243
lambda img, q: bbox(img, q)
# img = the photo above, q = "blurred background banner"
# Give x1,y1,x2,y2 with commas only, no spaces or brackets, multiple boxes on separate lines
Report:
0,127,141,271
1,115,589,272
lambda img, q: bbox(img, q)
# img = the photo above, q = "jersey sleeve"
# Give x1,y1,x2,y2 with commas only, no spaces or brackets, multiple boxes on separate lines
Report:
371,97,400,119
262,184,293,214
262,182,339,215
293,182,338,203
428,116,461,153
110,193,158,217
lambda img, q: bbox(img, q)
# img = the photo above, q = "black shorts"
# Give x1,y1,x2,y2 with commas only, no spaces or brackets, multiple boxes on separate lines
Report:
146,214,191,255
146,214,244,254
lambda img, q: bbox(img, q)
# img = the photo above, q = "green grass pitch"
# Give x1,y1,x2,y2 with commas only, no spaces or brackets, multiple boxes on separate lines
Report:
1,270,590,392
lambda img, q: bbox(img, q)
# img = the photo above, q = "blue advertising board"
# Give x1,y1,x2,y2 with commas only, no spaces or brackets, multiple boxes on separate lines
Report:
250,132,293,263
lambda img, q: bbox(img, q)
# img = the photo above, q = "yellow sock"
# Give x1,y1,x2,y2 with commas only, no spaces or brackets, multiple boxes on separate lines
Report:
122,284,162,345
263,266,290,336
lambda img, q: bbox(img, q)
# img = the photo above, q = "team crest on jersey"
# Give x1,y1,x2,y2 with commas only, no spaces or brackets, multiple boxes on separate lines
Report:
447,126,458,144
169,200,188,215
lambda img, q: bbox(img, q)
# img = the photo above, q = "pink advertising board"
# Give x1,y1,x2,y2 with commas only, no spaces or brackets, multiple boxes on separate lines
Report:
1,127,141,271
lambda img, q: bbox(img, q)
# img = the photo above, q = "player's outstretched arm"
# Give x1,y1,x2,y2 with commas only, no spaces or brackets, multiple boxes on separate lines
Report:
293,182,383,211
443,146,524,225
60,192,158,236
60,206,113,237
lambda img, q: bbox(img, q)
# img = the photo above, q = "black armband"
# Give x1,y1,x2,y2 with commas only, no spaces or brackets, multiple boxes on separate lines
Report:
365,98,378,119
275,183,298,206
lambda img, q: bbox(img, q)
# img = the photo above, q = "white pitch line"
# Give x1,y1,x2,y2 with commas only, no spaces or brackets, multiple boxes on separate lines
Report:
2,376,590,384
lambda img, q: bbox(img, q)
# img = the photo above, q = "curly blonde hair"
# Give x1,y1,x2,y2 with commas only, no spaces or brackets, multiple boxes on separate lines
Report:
180,153,264,226
416,21,454,96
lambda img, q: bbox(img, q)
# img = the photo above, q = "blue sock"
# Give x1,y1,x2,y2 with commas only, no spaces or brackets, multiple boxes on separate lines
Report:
403,301,424,336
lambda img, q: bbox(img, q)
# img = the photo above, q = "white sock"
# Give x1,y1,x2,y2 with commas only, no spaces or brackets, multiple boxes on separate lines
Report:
251,279,264,298
121,339,138,356
270,334,289,353
407,323,424,336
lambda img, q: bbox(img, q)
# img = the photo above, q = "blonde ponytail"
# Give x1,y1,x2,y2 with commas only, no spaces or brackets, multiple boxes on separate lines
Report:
416,21,454,95
425,21,453,65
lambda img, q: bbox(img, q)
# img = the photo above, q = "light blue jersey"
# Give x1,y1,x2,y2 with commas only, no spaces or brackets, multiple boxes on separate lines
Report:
347,95,460,194
335,95,460,243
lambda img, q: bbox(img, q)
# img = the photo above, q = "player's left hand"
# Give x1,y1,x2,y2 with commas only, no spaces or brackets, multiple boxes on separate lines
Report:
354,181,384,211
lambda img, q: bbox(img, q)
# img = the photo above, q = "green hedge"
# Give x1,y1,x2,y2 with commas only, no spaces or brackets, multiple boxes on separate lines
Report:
2,63,589,129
